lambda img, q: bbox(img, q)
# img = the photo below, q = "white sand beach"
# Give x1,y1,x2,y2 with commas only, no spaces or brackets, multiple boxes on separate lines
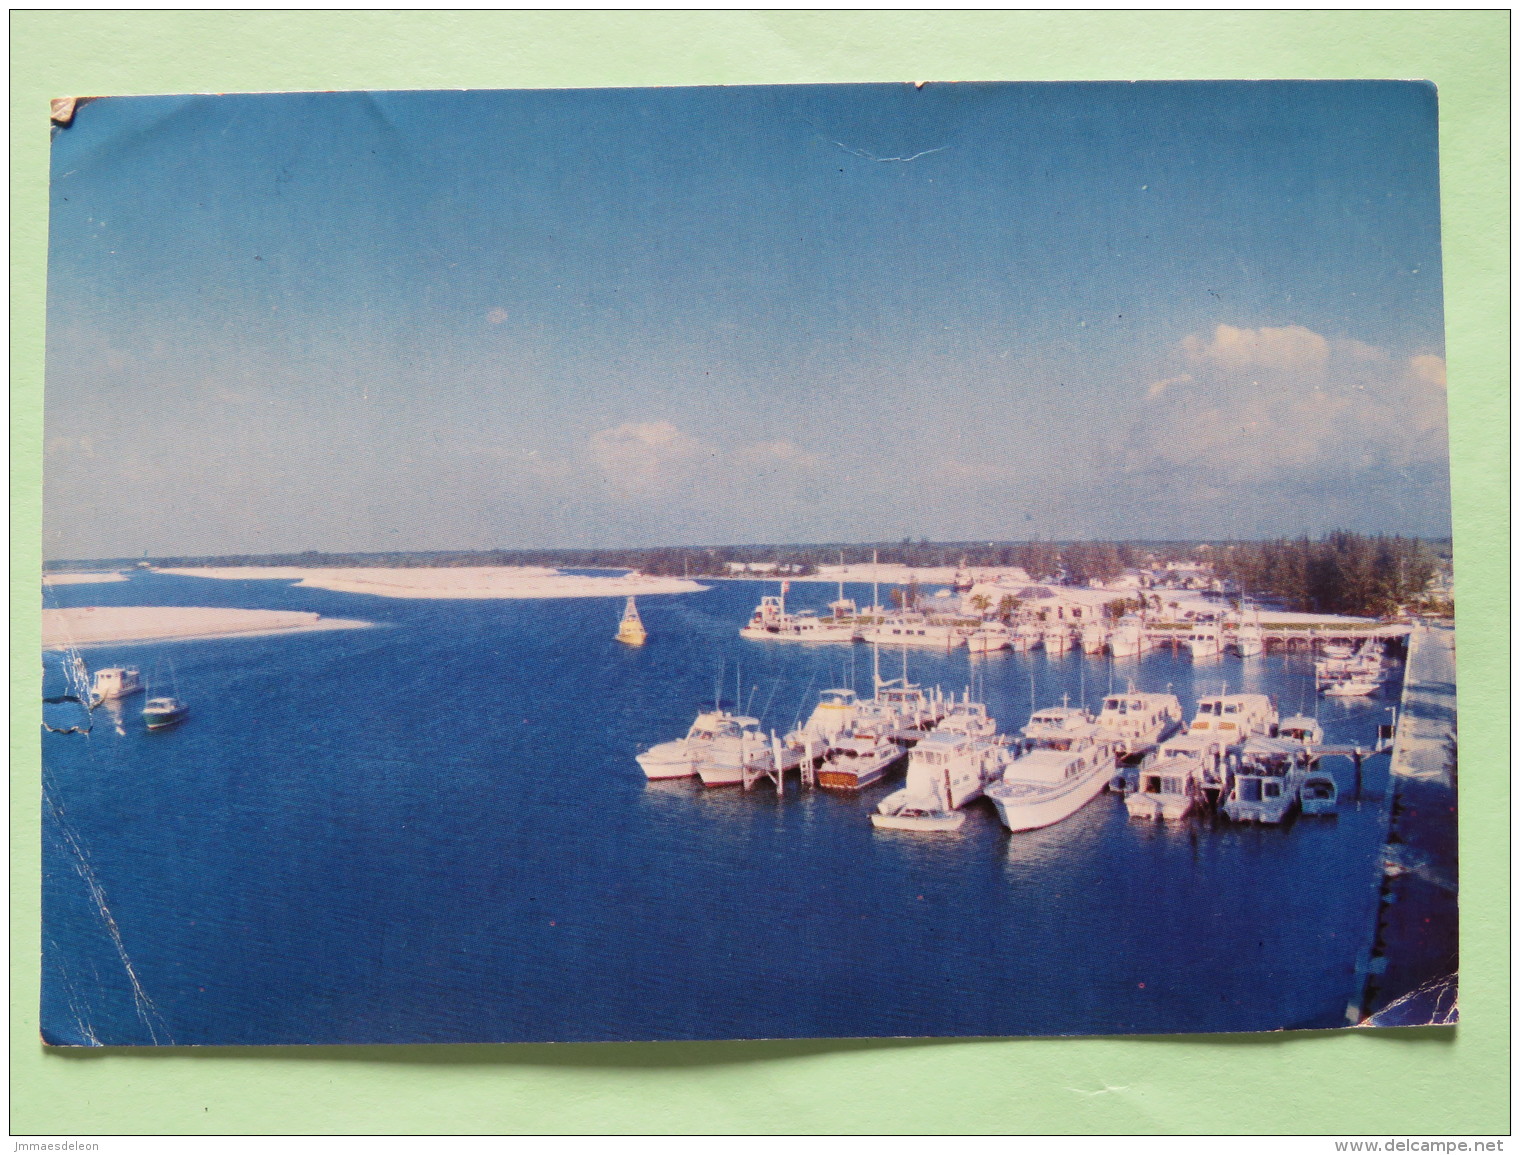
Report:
43,572,128,586
42,606,372,649
158,566,709,599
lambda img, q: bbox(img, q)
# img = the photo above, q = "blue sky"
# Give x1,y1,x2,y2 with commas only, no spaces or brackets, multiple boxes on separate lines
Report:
44,82,1450,558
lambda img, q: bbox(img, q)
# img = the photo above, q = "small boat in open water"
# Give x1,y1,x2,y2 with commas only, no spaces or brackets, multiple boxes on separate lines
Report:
90,667,142,705
615,596,647,645
142,696,189,730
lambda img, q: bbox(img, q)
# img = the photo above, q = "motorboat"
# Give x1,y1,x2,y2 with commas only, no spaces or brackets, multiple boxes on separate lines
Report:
1232,614,1264,657
1321,674,1380,697
142,696,189,730
1222,736,1311,824
936,695,1000,742
1185,621,1223,659
966,621,1012,653
1093,690,1184,758
816,714,907,790
1080,621,1109,655
1042,624,1073,654
1187,693,1278,744
615,596,647,646
1108,615,1150,658
635,708,782,783
89,666,142,705
1277,715,1324,749
859,613,965,649
871,729,1001,832
1125,733,1217,821
791,687,859,747
987,708,1116,832
1010,621,1043,652
1299,772,1340,816
739,588,857,643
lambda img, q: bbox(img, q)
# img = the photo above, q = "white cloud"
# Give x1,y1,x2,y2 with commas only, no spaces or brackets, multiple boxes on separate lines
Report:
1109,325,1451,522
585,420,712,496
733,439,818,469
1180,324,1330,374
1409,353,1447,389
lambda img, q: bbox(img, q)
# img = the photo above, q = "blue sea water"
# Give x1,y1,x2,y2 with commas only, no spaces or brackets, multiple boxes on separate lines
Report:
40,574,1400,1045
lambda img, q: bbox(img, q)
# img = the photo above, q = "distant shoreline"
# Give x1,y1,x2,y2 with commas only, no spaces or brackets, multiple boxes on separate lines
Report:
42,606,372,649
156,566,709,600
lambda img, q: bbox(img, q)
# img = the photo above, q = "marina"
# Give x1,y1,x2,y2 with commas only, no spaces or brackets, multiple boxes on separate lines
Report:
42,569,1444,1044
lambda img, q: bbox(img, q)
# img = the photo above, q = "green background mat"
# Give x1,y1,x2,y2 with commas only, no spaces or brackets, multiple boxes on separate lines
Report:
10,11,1509,1135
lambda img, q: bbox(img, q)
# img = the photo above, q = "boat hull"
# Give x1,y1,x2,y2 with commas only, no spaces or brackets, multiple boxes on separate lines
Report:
1125,793,1196,821
817,746,905,791
870,809,965,832
144,709,188,730
636,740,696,780
987,763,1112,832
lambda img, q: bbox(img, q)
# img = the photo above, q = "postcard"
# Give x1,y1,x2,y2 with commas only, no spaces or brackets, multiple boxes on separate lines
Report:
40,82,1455,1046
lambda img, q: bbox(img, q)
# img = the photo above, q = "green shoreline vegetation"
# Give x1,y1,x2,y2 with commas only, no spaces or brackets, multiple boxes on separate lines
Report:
46,532,1452,622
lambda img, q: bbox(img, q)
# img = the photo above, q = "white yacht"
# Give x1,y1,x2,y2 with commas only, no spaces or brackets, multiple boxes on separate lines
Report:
89,667,142,705
1080,621,1109,655
858,613,965,649
986,709,1116,832
1042,624,1073,654
636,709,726,780
815,712,907,791
790,687,859,747
1321,673,1380,697
1093,690,1184,757
1124,733,1217,821
1010,622,1043,652
739,589,857,643
1277,715,1324,748
1187,693,1278,744
1223,737,1311,824
871,677,947,734
967,621,1012,653
1185,621,1223,659
1108,615,1150,658
936,695,1000,742
1232,613,1264,657
692,713,781,787
871,729,1002,832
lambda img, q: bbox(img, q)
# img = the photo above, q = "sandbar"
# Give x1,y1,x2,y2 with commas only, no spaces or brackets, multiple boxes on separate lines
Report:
43,606,372,649
158,566,709,599
43,572,128,586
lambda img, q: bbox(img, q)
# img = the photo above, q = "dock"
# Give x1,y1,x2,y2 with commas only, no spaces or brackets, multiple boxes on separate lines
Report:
1347,624,1458,1026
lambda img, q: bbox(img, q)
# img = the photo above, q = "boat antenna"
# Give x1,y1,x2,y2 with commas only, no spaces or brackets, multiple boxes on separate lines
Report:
715,657,724,712
872,549,880,621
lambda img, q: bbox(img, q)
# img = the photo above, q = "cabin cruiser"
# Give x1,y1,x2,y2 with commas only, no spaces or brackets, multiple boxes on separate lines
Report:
936,695,1000,742
1108,615,1150,658
1010,621,1043,652
987,708,1116,832
1080,621,1109,655
871,677,947,734
636,708,785,783
1125,733,1217,821
1093,691,1184,757
967,621,1012,653
1042,624,1073,654
1185,621,1223,659
739,590,857,643
1223,737,1311,824
142,696,189,730
89,667,142,705
1321,673,1380,697
1277,715,1324,749
1187,693,1278,744
790,688,859,747
871,729,1003,832
815,712,907,791
1232,614,1264,657
859,613,965,649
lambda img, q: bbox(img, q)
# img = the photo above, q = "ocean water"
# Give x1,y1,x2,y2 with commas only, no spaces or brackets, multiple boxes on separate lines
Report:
40,574,1401,1045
